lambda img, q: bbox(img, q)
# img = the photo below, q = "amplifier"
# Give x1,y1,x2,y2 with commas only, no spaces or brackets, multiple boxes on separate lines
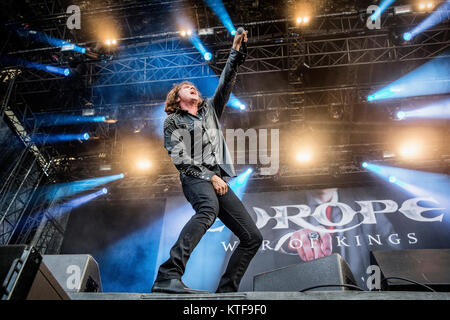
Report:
0,245,69,300
42,254,102,293
253,254,356,292
370,249,450,291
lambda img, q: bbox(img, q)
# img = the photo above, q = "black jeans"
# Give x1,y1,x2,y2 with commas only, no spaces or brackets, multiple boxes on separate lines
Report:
155,173,263,293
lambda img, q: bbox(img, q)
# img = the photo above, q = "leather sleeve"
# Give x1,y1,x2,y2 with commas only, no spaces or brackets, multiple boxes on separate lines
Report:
211,48,247,119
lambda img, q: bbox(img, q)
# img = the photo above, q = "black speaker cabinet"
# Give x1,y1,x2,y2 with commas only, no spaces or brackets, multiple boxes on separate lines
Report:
370,249,450,292
42,254,102,293
0,245,70,300
253,253,356,292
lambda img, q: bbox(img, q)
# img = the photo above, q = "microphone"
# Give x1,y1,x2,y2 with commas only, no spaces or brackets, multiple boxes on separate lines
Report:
236,27,247,53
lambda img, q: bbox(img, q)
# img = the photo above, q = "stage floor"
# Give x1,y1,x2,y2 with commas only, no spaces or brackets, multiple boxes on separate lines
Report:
68,291,450,300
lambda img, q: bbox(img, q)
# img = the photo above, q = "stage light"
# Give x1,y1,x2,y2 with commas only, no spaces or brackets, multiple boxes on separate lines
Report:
111,39,117,45
12,26,86,54
229,167,254,198
34,114,107,126
180,28,193,38
370,0,396,21
396,111,406,120
190,34,213,63
32,132,94,144
204,52,212,61
362,162,369,168
403,2,450,45
389,176,397,183
397,98,450,119
399,141,422,159
227,95,246,110
43,173,125,201
296,16,310,25
367,51,450,101
63,68,71,76
102,187,108,194
296,149,312,163
231,30,236,36
136,159,151,170
105,39,111,45
403,32,412,41
204,0,236,35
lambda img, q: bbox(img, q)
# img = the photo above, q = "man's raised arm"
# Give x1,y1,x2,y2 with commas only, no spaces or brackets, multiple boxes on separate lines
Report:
211,29,248,118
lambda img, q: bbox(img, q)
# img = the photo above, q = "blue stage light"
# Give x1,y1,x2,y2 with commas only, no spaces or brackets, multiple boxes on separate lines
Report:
41,64,72,76
231,30,236,36
370,0,396,21
44,173,125,201
403,32,412,41
13,26,86,54
190,34,213,62
362,162,368,168
403,2,450,42
34,114,107,127
398,98,450,119
367,52,450,101
102,187,108,194
227,95,246,110
397,111,406,120
204,52,212,61
230,168,254,197
32,188,110,224
82,133,90,140
204,0,236,35
389,176,397,183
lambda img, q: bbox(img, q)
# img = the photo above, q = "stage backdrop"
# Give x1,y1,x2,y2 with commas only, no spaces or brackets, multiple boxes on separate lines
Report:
61,178,450,292
157,178,450,292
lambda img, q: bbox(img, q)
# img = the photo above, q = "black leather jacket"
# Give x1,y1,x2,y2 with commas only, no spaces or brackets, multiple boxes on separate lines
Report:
163,48,246,181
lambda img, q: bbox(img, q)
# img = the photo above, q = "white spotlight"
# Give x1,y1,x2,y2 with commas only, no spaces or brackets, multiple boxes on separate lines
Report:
137,159,151,170
296,150,312,163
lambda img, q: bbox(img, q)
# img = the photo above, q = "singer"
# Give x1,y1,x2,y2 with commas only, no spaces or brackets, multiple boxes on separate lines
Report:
151,29,262,294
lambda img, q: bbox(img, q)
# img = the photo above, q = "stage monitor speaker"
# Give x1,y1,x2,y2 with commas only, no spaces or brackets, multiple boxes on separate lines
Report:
0,245,70,300
370,249,450,292
42,254,102,293
253,253,356,292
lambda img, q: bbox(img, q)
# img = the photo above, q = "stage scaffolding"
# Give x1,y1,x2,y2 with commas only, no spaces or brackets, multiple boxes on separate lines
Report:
1,3,449,251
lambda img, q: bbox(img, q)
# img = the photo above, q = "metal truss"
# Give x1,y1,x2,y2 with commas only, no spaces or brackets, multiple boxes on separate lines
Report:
0,70,65,248
0,151,45,245
12,25,449,102
17,189,70,254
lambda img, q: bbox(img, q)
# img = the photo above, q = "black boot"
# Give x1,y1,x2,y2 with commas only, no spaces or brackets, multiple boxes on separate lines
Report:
151,279,210,294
